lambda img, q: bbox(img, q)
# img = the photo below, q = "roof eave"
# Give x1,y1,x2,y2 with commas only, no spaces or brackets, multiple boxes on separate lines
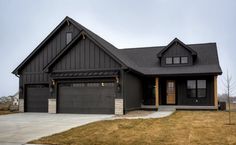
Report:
12,16,71,75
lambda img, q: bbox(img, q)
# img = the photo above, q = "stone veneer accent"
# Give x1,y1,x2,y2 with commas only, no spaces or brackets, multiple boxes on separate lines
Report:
19,99,24,112
48,99,56,113
115,99,124,115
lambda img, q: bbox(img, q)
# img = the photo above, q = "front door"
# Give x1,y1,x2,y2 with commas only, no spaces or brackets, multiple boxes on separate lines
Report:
166,80,176,104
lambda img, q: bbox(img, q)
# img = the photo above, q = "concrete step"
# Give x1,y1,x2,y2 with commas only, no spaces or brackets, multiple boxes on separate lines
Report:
158,106,176,111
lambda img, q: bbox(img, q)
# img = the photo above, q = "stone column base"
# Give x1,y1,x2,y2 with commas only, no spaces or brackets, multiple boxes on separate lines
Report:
19,99,24,112
115,99,124,115
48,99,56,113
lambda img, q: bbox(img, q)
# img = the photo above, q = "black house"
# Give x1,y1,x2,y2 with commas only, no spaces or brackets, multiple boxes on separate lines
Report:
12,17,222,114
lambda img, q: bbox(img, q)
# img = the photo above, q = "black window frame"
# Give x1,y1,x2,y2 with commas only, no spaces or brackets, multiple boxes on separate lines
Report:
187,80,207,98
165,57,173,64
66,32,72,44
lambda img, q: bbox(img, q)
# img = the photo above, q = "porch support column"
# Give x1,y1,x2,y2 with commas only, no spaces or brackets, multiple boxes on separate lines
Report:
155,77,159,108
214,76,218,109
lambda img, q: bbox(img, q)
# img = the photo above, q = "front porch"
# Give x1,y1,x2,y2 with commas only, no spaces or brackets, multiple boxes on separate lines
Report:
141,75,218,110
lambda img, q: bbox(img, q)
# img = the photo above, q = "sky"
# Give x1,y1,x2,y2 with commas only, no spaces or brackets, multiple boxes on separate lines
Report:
0,0,236,96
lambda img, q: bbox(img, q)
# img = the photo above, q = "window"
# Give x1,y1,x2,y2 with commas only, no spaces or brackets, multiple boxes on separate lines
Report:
187,80,196,98
66,32,72,44
181,57,188,64
166,57,173,64
187,80,206,98
87,83,100,87
72,83,85,87
197,80,206,98
173,57,180,64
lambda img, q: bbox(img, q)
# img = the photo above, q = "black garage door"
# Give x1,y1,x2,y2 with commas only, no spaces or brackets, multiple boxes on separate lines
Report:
26,85,49,112
58,82,115,114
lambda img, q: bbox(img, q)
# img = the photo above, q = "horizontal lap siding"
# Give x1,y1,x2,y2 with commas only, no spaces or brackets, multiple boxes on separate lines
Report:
20,23,80,84
52,37,121,71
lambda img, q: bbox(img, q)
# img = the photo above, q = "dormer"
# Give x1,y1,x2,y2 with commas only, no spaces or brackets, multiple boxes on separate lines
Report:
157,38,197,66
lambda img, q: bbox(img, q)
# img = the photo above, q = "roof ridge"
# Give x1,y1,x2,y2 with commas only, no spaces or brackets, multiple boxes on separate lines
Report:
120,42,217,50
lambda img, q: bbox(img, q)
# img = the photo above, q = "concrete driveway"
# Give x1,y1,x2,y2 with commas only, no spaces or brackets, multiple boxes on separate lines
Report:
0,113,113,145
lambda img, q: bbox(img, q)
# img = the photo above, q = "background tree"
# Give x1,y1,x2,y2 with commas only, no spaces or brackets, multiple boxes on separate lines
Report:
222,71,236,124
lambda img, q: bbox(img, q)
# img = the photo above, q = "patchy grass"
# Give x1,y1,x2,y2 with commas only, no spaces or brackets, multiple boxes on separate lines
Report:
30,111,236,145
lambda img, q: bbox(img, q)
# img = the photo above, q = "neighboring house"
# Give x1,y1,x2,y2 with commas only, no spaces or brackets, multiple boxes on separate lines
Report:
12,92,19,106
12,17,222,115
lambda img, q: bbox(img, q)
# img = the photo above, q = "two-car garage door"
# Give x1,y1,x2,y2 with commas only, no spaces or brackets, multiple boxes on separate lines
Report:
58,82,115,114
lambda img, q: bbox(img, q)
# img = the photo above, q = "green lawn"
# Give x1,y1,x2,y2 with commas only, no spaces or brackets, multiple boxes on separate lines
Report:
30,111,236,145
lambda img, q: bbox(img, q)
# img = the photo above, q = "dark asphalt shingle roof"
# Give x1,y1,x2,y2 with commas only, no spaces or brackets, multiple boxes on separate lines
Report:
119,43,222,75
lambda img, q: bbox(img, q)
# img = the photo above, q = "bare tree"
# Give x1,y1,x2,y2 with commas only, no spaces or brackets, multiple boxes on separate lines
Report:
222,71,235,125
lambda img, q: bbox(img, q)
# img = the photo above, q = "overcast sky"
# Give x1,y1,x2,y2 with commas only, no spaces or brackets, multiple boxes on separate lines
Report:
0,0,236,96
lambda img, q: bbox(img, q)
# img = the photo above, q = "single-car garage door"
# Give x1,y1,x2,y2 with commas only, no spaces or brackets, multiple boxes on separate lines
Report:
58,82,115,114
26,85,49,112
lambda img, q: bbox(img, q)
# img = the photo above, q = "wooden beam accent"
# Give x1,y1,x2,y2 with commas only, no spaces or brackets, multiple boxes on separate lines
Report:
214,76,218,109
155,77,159,108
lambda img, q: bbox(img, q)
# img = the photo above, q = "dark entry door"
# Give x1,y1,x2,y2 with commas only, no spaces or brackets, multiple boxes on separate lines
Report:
26,85,49,112
166,80,176,104
58,82,115,114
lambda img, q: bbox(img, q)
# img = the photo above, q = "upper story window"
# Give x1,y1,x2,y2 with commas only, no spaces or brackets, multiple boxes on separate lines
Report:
166,57,173,64
181,56,188,64
66,32,72,44
173,57,180,64
165,56,188,65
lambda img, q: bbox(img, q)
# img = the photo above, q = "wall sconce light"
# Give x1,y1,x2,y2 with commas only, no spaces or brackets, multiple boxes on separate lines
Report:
101,82,104,87
52,79,55,86
116,76,119,83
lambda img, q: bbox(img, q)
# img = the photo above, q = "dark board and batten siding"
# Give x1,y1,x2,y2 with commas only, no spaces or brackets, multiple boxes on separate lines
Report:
21,23,81,84
52,37,121,71
123,71,142,111
161,43,193,66
159,76,214,106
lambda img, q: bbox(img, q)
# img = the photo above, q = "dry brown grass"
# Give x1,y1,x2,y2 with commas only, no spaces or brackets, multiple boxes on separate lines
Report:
30,111,236,145
0,110,14,115
226,103,236,111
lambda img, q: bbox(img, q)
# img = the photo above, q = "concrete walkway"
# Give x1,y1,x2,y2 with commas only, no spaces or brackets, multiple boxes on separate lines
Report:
0,113,113,145
111,110,175,120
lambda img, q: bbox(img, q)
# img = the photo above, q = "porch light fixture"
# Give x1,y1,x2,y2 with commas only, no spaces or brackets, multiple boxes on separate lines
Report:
101,82,104,87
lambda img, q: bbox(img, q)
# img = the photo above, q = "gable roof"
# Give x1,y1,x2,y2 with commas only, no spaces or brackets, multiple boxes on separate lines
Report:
43,17,140,72
13,16,138,75
157,38,197,58
120,43,222,75
13,16,222,76
67,17,138,71
12,17,71,75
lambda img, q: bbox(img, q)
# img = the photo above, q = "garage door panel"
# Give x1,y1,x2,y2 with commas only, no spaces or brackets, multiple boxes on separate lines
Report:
58,82,115,114
26,85,49,112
